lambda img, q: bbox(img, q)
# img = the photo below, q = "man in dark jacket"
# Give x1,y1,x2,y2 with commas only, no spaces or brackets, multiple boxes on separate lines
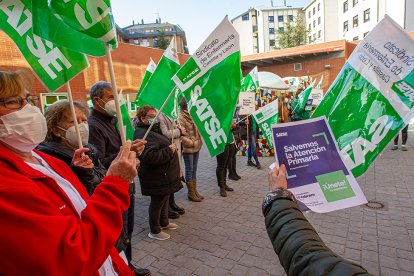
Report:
263,165,371,276
88,81,150,276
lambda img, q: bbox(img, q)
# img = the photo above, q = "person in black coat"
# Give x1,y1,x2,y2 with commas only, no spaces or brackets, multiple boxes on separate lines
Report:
134,105,183,241
263,165,371,276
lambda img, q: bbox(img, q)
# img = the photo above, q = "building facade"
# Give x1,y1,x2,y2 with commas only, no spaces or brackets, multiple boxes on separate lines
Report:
304,0,338,44
232,6,305,56
117,19,189,54
337,0,414,42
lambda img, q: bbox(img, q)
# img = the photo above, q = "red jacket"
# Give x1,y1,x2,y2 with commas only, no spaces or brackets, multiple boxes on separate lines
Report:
0,147,134,276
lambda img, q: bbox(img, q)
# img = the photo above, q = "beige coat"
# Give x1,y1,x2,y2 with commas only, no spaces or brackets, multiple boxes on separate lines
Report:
158,112,182,166
178,109,202,154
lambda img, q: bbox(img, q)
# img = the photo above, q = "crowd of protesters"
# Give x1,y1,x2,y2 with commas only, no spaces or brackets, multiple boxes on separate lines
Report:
0,71,370,275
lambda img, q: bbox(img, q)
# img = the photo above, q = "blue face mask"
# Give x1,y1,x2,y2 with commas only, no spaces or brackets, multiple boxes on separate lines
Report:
148,118,159,125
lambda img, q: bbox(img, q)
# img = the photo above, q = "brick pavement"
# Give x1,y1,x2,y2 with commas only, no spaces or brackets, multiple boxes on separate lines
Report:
130,133,414,276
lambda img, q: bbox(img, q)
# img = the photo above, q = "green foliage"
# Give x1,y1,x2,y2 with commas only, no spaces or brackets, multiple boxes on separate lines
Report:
155,28,169,50
277,16,309,49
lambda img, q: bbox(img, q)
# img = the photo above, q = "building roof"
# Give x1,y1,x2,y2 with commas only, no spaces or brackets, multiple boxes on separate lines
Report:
241,39,347,67
303,0,317,11
119,22,185,39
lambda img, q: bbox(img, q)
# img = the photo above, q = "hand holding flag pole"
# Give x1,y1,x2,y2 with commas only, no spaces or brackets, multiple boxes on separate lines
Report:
65,82,83,149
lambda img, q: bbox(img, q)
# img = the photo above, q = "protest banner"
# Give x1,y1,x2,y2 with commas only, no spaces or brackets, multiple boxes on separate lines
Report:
32,0,117,56
309,89,324,106
312,16,414,177
136,38,181,119
172,17,242,157
252,100,278,148
238,92,256,115
293,80,315,112
0,0,89,92
241,66,259,92
272,117,367,213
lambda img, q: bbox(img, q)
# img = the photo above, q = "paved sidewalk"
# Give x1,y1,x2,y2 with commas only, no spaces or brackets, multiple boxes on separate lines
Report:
131,136,414,275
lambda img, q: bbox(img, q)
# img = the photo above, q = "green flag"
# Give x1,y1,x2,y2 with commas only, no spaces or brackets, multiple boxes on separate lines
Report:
172,17,242,157
118,93,135,141
252,99,278,148
312,15,414,177
136,37,180,119
32,0,117,57
0,0,89,91
241,66,259,92
293,79,316,112
137,58,157,95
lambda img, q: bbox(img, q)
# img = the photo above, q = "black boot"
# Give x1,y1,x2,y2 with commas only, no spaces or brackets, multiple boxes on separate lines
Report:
129,263,151,276
168,209,180,219
169,193,185,215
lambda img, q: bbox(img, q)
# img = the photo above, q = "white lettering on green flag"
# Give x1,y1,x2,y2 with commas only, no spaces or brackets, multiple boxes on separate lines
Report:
172,17,242,157
0,0,89,91
241,66,259,92
252,99,278,148
136,37,180,119
312,15,414,177
32,0,117,57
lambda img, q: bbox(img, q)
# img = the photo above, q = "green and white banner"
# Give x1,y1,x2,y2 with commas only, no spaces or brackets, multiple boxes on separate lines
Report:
0,0,89,91
136,37,180,119
252,99,278,148
293,79,315,113
118,92,135,141
32,0,117,57
312,15,414,177
172,17,242,157
137,58,157,95
241,66,259,92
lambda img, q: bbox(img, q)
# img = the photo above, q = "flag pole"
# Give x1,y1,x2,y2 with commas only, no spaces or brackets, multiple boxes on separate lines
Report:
142,87,176,140
66,82,83,149
105,44,126,144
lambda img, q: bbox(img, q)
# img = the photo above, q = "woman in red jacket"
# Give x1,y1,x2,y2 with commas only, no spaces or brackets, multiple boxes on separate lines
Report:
0,71,144,275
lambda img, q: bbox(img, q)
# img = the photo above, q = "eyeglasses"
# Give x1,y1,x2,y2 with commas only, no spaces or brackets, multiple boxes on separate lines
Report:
0,95,40,110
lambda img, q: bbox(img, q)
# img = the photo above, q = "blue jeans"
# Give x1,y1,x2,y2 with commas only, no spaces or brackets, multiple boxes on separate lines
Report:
183,152,200,182
247,133,259,163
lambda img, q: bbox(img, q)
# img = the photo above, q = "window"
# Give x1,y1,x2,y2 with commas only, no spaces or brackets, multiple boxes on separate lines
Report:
269,16,274,22
353,36,359,41
364,31,369,37
353,0,358,7
308,11,311,18
242,13,249,21
278,15,284,22
153,38,158,47
313,7,315,15
343,20,349,32
318,17,321,25
308,23,311,30
313,20,316,27
318,30,321,38
313,33,316,40
364,9,370,22
269,28,275,34
353,15,359,27
142,38,149,46
133,39,139,45
288,15,294,21
294,63,302,71
318,3,321,11
309,36,312,43
269,39,275,46
343,1,348,12
279,27,284,32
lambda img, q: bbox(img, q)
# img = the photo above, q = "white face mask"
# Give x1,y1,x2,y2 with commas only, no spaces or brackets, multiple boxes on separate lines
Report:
0,104,47,152
104,100,117,116
58,122,89,147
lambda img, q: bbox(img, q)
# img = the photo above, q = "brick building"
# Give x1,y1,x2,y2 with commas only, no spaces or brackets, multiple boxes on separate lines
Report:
0,30,190,106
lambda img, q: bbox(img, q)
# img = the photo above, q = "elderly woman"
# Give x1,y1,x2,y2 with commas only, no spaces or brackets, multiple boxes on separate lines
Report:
0,71,142,275
36,100,106,195
134,105,183,241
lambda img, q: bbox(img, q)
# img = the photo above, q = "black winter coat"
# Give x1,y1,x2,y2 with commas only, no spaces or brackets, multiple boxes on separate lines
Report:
36,142,106,195
134,123,183,196
264,197,371,276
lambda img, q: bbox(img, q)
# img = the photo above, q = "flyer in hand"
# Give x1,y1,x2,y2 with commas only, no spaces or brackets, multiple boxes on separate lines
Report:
272,117,367,213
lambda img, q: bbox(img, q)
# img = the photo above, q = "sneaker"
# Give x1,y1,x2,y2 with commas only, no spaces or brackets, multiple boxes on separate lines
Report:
148,231,170,241
161,223,179,230
256,162,261,170
247,160,256,167
402,145,408,151
391,145,398,150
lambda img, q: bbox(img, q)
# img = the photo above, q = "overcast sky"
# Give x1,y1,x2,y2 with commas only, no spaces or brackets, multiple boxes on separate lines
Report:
111,0,309,54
